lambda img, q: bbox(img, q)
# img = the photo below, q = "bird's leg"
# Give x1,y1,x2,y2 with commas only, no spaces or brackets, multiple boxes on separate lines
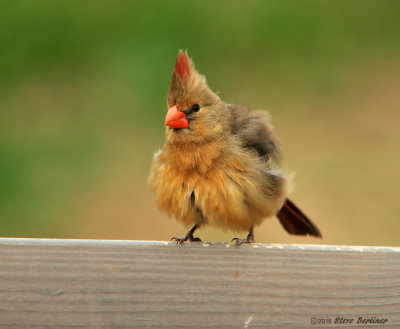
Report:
231,226,255,245
171,225,202,244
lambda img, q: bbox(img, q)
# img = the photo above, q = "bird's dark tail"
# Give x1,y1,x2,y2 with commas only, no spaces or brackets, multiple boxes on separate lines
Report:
277,198,322,238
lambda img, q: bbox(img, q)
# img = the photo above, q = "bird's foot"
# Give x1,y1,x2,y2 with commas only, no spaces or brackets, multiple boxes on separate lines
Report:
171,235,202,244
231,236,255,245
171,224,202,244
231,227,255,245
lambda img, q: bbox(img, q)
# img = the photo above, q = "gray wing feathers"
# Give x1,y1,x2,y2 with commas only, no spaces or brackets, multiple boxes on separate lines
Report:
228,104,282,166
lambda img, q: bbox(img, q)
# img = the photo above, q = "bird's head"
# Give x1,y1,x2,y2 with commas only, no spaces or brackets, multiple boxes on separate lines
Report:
165,50,229,144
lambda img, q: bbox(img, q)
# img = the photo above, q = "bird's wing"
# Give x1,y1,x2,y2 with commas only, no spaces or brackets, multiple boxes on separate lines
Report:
228,104,282,166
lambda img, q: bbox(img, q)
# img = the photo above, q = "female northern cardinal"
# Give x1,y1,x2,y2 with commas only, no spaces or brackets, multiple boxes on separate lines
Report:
149,50,321,244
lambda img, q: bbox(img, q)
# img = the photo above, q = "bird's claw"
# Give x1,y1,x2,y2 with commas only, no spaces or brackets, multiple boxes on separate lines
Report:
170,237,184,244
170,236,202,244
231,237,255,246
231,227,255,245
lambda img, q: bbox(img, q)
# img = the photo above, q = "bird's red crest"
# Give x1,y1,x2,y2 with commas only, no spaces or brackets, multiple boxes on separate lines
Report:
173,51,191,81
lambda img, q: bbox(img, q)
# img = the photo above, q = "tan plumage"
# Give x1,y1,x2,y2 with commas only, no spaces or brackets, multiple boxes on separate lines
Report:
149,50,321,243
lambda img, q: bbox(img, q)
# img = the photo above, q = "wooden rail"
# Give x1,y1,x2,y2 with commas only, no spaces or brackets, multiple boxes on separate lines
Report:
0,238,399,328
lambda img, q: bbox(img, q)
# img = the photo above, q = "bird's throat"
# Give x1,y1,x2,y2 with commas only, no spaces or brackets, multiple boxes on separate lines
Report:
167,139,224,174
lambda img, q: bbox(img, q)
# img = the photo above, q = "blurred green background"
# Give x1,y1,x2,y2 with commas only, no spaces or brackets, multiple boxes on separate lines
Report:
1,1,399,246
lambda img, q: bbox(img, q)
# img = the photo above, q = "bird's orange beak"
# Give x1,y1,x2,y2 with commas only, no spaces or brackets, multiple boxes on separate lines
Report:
165,105,189,129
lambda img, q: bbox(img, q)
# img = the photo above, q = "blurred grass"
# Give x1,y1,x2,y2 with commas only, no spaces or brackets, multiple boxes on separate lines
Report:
0,1,399,245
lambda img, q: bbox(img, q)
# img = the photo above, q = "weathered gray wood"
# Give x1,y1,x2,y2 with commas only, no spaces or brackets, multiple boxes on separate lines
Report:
0,238,399,328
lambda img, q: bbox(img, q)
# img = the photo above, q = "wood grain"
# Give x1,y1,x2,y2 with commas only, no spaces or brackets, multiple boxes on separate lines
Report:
0,238,399,328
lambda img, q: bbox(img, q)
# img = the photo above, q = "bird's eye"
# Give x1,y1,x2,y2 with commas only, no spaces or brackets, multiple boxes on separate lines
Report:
191,104,200,112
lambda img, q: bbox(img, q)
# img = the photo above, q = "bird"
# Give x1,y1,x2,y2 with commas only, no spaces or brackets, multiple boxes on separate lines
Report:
149,50,321,244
